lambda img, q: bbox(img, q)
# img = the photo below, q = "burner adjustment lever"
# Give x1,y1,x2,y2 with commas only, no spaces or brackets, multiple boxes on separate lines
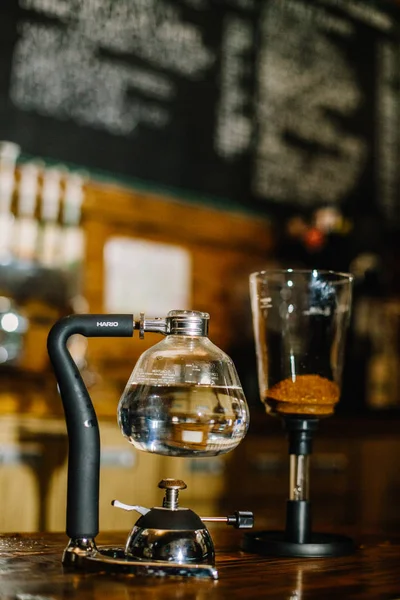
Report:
201,511,254,529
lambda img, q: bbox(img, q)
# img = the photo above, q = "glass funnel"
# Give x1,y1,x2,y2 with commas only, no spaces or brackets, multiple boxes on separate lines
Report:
249,270,353,418
118,310,249,457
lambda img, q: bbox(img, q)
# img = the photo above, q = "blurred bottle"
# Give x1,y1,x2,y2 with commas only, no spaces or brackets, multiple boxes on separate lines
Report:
342,215,389,413
0,141,20,262
279,206,352,272
60,171,86,297
0,295,28,366
36,166,65,267
366,302,400,410
13,161,42,263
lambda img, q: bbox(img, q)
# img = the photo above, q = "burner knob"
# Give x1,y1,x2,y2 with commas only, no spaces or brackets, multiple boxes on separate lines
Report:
158,478,187,490
158,479,187,509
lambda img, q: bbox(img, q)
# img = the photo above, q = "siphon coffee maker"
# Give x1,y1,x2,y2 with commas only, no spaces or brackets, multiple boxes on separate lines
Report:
47,309,253,579
242,270,354,557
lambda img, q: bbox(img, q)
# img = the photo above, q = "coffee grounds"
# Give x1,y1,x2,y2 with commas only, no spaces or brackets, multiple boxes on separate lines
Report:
264,374,340,417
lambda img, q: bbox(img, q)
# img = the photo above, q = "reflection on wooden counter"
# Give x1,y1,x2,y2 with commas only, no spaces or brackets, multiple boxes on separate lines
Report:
0,529,400,599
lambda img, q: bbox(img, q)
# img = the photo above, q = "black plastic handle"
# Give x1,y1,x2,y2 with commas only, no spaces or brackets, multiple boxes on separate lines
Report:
47,314,134,540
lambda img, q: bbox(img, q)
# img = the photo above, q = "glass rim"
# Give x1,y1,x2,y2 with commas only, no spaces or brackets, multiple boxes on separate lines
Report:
250,269,353,285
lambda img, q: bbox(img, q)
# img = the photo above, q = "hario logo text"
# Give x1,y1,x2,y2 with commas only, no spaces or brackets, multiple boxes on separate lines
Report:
97,321,119,327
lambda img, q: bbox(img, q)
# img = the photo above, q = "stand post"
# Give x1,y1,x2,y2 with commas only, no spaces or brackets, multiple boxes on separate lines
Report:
283,417,318,544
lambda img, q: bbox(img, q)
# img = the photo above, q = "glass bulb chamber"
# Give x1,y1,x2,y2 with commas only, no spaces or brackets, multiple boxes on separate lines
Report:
118,334,249,457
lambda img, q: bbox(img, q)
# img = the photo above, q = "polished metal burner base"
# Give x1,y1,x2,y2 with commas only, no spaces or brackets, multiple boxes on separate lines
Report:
62,539,218,579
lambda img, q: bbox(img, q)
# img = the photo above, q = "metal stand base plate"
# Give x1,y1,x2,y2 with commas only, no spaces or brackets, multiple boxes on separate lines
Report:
63,545,218,579
241,531,356,558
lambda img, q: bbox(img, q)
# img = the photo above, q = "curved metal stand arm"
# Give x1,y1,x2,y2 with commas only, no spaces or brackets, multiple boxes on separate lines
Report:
47,314,134,540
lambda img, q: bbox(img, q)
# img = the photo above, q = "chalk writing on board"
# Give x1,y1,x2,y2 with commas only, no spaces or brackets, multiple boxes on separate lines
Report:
214,15,253,159
11,0,215,135
253,0,367,206
19,0,214,77
375,40,400,222
316,0,394,31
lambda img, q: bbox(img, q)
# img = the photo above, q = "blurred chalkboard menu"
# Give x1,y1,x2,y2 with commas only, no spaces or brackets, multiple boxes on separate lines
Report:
0,0,400,222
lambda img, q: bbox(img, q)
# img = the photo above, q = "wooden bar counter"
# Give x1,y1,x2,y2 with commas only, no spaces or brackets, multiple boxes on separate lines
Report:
1,529,399,599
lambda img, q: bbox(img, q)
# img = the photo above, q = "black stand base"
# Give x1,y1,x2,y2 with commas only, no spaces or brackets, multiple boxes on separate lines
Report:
241,530,356,558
